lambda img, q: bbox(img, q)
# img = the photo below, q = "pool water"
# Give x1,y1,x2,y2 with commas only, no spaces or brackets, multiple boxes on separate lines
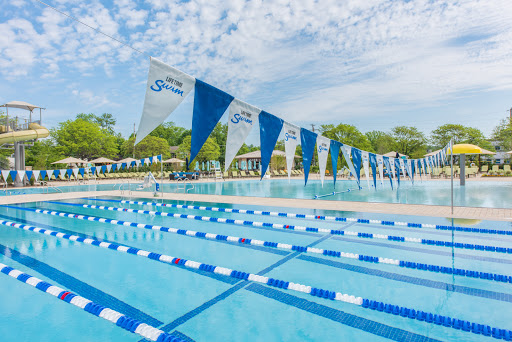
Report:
3,179,512,209
0,196,511,341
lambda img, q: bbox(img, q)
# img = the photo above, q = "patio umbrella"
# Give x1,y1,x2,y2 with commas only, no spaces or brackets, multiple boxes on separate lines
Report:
51,157,86,166
383,151,408,158
235,162,238,169
207,162,210,171
248,160,252,170
446,143,496,185
89,157,116,164
195,161,199,170
202,161,205,170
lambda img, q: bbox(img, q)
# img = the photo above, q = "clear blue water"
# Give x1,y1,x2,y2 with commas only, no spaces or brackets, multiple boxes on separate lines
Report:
0,196,511,341
3,179,512,208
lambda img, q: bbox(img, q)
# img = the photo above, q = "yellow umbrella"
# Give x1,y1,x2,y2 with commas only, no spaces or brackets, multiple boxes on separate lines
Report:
446,143,495,155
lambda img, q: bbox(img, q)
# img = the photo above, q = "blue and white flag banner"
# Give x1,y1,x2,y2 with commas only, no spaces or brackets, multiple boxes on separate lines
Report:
32,170,39,181
17,170,25,182
316,135,330,187
382,156,393,189
190,79,234,165
341,145,358,187
350,148,362,187
361,151,370,190
224,99,261,171
368,153,377,189
409,160,414,184
283,122,300,180
72,168,79,179
136,57,196,145
399,158,406,180
1,170,9,182
259,111,283,179
106,164,112,173
394,158,401,187
330,140,341,187
300,128,317,186
376,154,384,186
389,157,396,183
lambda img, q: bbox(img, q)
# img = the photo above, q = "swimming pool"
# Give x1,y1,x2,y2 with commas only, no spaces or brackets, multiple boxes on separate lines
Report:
0,195,511,341
3,178,511,209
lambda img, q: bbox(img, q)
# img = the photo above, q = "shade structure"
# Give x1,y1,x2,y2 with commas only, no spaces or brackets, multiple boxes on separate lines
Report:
89,157,116,164
162,158,186,164
446,144,496,155
0,101,43,111
51,157,86,165
117,157,137,164
506,151,512,154
383,151,408,158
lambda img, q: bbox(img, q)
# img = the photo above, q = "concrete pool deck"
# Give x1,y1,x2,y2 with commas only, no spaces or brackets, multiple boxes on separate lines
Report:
0,189,510,222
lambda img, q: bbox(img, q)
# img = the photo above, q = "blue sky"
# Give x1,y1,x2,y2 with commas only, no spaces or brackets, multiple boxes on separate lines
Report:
1,0,511,144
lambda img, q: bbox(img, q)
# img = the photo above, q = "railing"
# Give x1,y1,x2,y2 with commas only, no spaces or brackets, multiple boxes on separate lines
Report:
175,178,194,193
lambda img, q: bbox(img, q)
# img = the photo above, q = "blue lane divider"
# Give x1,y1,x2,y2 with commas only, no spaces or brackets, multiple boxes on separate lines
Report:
94,198,512,237
0,262,184,342
1,219,510,340
45,202,512,255
13,205,512,285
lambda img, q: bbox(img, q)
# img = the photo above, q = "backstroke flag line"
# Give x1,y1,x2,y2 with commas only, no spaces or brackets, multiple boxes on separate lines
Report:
224,99,261,171
259,111,283,179
136,57,196,145
283,122,300,181
301,128,317,186
376,154,384,186
316,135,330,187
330,140,342,187
341,145,359,188
361,151,371,190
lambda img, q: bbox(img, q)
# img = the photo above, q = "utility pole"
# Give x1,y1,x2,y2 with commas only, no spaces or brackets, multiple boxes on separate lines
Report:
133,123,136,159
311,124,316,166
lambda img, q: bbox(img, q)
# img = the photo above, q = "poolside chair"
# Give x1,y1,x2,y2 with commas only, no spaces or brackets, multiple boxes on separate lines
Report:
504,165,511,174
279,170,287,176
480,165,488,173
97,173,106,179
231,171,239,178
223,171,229,179
240,171,249,178
491,165,501,175
249,171,256,177
272,170,280,177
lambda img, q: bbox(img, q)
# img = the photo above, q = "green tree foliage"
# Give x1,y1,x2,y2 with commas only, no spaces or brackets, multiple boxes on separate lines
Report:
492,118,512,151
365,130,396,155
121,136,170,159
320,124,373,151
270,154,286,170
237,143,259,156
149,122,190,146
178,136,220,164
51,118,119,159
76,113,116,135
209,123,228,165
25,140,65,169
430,124,493,150
391,126,427,158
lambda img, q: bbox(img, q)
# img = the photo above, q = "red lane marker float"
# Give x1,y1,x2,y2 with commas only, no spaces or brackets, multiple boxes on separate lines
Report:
285,225,290,229
60,291,71,300
174,258,181,264
241,238,246,243
74,215,78,218
123,209,128,211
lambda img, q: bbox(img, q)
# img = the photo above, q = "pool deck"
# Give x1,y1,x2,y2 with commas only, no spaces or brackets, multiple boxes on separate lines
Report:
0,190,510,222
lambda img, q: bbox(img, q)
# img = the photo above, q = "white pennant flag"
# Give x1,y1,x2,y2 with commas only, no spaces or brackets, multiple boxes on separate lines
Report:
72,168,79,178
144,158,150,165
376,155,384,185
116,163,122,170
341,145,358,185
282,122,300,180
316,136,330,187
17,170,25,182
60,169,67,179
224,99,261,171
136,57,196,145
361,151,370,189
389,157,396,181
406,159,413,179
135,160,141,167
399,158,406,180
1,170,9,182
106,164,112,173
33,170,40,181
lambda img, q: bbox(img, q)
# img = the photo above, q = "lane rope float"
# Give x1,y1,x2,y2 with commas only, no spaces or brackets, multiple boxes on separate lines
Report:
11,205,512,285
44,202,512,255
0,262,184,342
0,218,510,340
93,198,512,237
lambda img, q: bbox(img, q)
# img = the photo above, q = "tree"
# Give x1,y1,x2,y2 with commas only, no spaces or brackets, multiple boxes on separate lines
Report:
492,118,512,151
391,126,427,158
121,135,171,159
365,130,396,155
209,123,228,165
76,113,116,135
25,140,65,169
178,136,220,164
51,118,119,159
320,124,373,151
149,122,190,146
431,124,494,151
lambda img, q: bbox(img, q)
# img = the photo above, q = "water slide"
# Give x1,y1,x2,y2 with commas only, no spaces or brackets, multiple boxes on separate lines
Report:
0,123,49,145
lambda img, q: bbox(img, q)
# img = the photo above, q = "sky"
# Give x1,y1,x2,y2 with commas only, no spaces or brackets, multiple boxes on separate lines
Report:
1,0,511,145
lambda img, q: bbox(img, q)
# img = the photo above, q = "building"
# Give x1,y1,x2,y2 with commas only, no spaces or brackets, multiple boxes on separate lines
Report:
484,141,510,165
234,150,301,170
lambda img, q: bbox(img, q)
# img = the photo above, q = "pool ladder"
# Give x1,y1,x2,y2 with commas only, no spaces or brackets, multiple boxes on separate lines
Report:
175,178,194,193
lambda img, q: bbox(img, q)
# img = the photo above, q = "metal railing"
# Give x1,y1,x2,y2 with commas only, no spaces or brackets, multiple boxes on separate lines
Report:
175,178,194,193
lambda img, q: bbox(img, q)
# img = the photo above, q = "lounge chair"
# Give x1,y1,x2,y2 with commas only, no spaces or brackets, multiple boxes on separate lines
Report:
232,171,239,178
480,165,488,173
504,165,511,174
223,171,229,178
240,171,249,178
272,170,280,177
249,171,256,177
279,170,287,176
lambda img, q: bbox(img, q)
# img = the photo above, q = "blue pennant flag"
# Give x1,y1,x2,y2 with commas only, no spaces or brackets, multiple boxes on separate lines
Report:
382,157,393,189
101,165,107,174
53,170,60,179
130,161,136,168
300,128,317,186
112,164,117,172
66,169,73,177
423,158,428,174
9,170,17,181
158,155,162,161
369,153,377,189
40,170,47,181
411,160,415,184
79,168,85,177
121,163,126,170
330,140,342,187
25,171,33,181
140,159,145,166
91,167,96,175
351,148,362,187
190,79,234,165
259,111,283,179
394,158,401,187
